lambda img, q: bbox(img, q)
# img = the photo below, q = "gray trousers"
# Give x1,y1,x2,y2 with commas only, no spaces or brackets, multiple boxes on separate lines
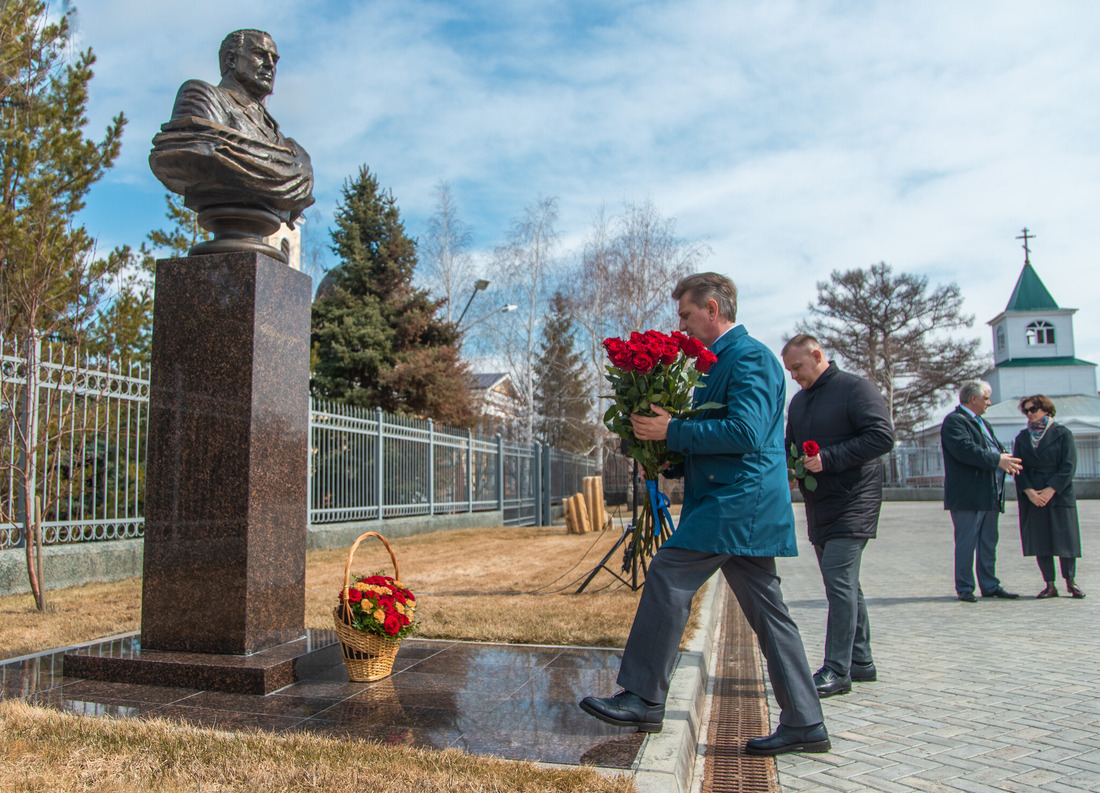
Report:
813,538,872,675
616,545,824,728
951,510,1001,595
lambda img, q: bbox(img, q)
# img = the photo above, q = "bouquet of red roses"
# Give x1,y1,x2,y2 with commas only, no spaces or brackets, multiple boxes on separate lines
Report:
602,330,722,568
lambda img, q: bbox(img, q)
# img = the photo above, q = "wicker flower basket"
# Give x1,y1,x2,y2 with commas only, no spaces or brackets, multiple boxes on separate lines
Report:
333,531,403,682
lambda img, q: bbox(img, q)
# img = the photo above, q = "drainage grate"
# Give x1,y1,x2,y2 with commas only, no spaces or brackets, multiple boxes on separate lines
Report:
701,596,780,793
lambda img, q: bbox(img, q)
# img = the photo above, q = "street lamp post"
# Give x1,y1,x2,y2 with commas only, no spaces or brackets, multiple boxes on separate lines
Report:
456,278,490,326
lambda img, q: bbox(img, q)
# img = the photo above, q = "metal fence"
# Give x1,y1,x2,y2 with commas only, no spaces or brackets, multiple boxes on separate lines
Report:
1,346,596,550
884,439,1100,487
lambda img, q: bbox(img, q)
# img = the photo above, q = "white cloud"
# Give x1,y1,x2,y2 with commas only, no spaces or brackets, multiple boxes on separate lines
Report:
72,0,1100,375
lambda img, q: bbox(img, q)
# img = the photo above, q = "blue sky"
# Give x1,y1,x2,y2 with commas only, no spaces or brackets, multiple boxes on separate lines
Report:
72,0,1100,371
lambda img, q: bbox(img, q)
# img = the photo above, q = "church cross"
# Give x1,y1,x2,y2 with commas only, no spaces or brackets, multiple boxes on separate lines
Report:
1016,227,1035,265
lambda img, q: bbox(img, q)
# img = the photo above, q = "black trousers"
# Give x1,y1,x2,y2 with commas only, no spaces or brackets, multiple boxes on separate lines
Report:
1036,555,1076,581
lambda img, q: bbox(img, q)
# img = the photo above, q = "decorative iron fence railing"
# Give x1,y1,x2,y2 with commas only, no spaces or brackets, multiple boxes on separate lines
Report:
1,344,596,550
883,440,1100,487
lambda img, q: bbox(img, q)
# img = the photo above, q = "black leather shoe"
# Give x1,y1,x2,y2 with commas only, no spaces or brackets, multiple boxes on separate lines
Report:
958,592,977,602
850,660,877,682
579,690,664,733
1037,582,1059,599
813,666,851,697
1066,580,1086,599
745,722,831,755
982,588,1019,599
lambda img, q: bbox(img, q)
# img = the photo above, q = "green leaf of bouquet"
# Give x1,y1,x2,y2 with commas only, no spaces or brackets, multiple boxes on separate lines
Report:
603,404,618,422
805,474,818,492
650,391,667,404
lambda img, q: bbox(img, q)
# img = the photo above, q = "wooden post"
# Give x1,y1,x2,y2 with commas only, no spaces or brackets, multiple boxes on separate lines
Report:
564,495,577,533
573,493,591,533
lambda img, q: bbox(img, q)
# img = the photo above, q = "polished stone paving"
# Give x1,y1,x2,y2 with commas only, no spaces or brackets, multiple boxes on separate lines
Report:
1,633,644,768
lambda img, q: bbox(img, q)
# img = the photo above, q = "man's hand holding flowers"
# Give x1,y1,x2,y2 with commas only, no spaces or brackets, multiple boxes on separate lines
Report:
631,404,671,441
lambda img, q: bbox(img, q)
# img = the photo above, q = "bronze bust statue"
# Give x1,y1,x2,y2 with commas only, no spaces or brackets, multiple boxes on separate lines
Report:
150,30,314,263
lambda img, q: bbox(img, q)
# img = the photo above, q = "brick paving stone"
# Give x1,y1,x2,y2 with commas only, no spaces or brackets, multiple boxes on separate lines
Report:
760,500,1100,793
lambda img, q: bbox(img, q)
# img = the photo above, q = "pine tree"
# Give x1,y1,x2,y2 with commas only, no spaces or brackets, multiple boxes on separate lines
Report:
311,166,474,426
534,292,594,453
0,0,126,337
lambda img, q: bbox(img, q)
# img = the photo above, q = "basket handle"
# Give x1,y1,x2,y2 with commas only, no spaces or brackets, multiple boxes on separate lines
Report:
342,531,400,608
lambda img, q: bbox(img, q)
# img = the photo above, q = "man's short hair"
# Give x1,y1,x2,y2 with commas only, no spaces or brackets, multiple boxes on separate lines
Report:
219,29,270,76
781,333,822,357
1018,394,1057,417
672,272,737,322
958,380,991,404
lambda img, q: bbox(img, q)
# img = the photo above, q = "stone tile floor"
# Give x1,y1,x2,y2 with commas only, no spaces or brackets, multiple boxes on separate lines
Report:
1,634,645,769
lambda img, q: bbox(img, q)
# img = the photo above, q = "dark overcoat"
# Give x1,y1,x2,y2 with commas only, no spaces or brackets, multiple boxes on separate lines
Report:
940,406,1006,513
1012,423,1081,558
785,363,895,545
664,325,798,557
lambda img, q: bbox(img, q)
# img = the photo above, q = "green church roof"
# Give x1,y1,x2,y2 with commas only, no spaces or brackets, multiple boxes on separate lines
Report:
996,356,1095,369
1005,263,1059,311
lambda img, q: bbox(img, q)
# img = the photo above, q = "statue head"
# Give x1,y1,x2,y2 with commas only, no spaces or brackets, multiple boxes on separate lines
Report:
219,29,278,101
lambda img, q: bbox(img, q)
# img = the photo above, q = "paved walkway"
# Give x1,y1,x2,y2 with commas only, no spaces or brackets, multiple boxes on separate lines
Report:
762,500,1099,793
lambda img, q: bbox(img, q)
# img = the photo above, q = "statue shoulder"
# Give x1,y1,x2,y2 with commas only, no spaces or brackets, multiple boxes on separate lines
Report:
171,79,231,123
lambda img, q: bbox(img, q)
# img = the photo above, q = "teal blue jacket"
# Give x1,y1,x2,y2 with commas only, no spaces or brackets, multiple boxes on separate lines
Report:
663,325,798,557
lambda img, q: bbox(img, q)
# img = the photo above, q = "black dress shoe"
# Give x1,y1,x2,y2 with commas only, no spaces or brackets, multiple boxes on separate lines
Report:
813,666,851,697
1066,580,1086,599
745,722,831,755
579,690,664,733
1037,582,1059,598
958,592,977,602
982,588,1019,599
850,660,877,682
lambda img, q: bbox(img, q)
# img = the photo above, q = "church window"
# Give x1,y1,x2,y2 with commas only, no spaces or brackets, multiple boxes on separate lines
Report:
996,326,1006,350
1025,320,1055,346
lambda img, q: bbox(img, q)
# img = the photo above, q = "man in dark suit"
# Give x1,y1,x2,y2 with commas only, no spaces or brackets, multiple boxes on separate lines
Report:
580,273,829,756
782,335,894,697
941,380,1022,602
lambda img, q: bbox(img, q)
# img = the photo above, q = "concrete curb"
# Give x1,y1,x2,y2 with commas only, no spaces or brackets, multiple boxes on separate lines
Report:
631,573,725,793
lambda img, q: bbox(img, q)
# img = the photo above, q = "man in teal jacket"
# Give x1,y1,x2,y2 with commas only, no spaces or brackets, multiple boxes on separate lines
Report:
580,273,828,756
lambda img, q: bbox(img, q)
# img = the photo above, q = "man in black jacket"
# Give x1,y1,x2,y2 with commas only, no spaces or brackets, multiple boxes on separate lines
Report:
940,380,1022,603
782,335,894,697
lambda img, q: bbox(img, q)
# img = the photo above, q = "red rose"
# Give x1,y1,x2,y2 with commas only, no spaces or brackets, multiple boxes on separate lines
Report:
803,440,820,456
611,350,634,370
693,349,717,373
631,351,656,373
346,588,362,603
671,331,689,349
384,614,402,635
682,337,705,358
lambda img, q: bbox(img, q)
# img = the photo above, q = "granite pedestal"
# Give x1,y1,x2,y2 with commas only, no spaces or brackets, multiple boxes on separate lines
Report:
67,251,326,694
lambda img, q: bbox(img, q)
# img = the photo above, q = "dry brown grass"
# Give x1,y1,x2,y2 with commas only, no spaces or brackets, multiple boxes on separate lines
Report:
2,524,699,659
0,699,637,793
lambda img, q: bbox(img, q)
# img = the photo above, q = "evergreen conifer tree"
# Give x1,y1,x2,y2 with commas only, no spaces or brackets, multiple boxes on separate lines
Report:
534,292,594,453
311,166,474,427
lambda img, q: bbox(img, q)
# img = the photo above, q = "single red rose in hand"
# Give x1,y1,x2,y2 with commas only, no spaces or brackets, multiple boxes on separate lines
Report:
694,348,717,373
803,440,820,456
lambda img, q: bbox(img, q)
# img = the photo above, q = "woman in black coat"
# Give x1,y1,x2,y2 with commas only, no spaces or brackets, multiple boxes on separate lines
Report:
1012,394,1084,599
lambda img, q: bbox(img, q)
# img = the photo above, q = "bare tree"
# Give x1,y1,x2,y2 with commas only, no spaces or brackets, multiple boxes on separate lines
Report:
490,196,561,443
422,180,474,324
568,199,709,469
797,262,985,439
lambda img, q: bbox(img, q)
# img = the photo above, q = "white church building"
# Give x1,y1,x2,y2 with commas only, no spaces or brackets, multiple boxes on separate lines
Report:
905,236,1100,483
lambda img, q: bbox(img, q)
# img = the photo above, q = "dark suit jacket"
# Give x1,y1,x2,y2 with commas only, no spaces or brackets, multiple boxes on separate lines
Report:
940,406,1006,512
785,363,894,544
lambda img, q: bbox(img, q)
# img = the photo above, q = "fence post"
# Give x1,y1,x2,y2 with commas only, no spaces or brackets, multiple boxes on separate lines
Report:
496,434,505,513
533,442,543,526
376,407,384,521
427,419,435,517
543,445,553,526
466,428,473,513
